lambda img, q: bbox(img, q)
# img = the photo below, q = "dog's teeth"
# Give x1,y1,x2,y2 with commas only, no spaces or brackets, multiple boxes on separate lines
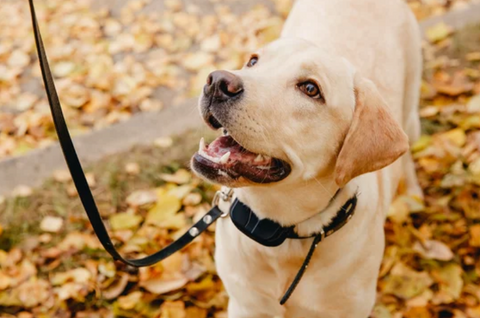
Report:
254,154,264,162
218,170,229,177
257,166,271,170
220,152,231,164
199,137,206,151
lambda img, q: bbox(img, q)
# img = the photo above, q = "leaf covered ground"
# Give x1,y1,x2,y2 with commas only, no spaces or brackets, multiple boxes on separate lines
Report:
2,3,480,318
0,0,473,159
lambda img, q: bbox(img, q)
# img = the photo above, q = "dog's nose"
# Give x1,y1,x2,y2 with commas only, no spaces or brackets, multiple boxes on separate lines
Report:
205,70,243,101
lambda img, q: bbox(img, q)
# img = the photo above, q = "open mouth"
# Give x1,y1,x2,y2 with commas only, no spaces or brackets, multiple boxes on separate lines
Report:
192,128,291,184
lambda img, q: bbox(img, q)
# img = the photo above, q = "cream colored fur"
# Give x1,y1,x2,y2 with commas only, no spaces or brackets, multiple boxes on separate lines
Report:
196,0,422,317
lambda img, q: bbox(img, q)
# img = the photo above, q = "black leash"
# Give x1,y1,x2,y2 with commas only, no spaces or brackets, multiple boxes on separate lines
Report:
28,0,224,268
28,0,358,304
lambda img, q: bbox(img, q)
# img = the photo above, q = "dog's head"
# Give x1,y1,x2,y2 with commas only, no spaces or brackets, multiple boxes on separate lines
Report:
191,38,408,188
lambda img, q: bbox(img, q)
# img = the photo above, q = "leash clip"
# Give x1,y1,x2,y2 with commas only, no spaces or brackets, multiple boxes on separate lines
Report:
212,187,233,217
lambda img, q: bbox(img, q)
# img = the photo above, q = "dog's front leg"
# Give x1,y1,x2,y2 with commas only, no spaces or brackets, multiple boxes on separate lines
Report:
227,295,285,318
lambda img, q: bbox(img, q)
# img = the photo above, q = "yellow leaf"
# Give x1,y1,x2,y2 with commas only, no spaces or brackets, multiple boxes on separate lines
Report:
0,271,11,290
425,23,453,43
432,264,463,303
146,194,182,224
412,135,432,153
186,307,208,318
168,185,193,199
186,275,215,293
381,263,433,300
117,291,143,310
159,213,186,230
387,198,409,223
440,128,466,147
109,213,142,230
466,52,480,61
470,224,480,247
161,301,186,318
460,115,480,130
404,307,432,318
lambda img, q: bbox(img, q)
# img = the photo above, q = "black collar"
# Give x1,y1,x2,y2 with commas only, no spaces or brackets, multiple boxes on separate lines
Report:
229,193,358,304
230,194,358,247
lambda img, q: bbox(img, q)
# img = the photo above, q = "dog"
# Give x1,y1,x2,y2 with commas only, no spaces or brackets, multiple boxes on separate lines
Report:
191,0,422,316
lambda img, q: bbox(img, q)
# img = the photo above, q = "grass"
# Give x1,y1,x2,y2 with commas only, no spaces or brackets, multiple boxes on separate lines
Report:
0,128,217,251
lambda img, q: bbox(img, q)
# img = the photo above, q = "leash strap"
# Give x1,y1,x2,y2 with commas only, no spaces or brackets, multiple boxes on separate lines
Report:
28,0,223,267
280,234,323,305
279,195,357,304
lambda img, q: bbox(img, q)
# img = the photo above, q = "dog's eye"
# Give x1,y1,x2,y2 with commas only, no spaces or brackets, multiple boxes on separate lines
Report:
246,56,258,67
298,81,323,100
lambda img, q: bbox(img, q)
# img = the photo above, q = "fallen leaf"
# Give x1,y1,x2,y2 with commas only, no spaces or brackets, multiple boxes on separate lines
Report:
404,306,432,318
117,291,143,310
469,224,480,247
186,307,208,318
413,239,454,261
440,128,467,147
426,23,453,43
432,264,463,304
0,271,12,290
381,263,433,299
154,137,174,148
467,95,480,113
183,193,202,206
140,277,188,294
160,169,191,184
466,52,480,61
146,194,182,224
126,189,157,207
15,278,51,308
109,213,142,231
102,273,129,299
40,216,64,233
160,301,186,318
125,162,141,175
12,185,33,198
51,268,92,285
388,198,410,223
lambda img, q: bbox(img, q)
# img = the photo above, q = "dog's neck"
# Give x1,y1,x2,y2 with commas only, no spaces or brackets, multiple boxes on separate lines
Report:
231,176,358,234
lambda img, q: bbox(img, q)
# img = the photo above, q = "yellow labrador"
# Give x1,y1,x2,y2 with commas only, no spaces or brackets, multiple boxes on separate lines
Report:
191,0,422,317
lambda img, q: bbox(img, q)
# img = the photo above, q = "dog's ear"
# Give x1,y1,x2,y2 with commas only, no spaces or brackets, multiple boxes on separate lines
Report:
334,75,409,187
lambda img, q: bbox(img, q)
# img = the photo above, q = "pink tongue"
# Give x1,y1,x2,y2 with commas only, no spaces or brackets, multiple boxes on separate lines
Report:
206,136,262,163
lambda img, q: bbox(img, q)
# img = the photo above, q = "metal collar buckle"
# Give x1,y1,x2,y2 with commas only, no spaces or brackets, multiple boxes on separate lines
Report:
212,187,234,217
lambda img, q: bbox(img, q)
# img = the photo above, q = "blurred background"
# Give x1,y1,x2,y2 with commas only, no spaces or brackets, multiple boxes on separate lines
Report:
1,0,480,317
